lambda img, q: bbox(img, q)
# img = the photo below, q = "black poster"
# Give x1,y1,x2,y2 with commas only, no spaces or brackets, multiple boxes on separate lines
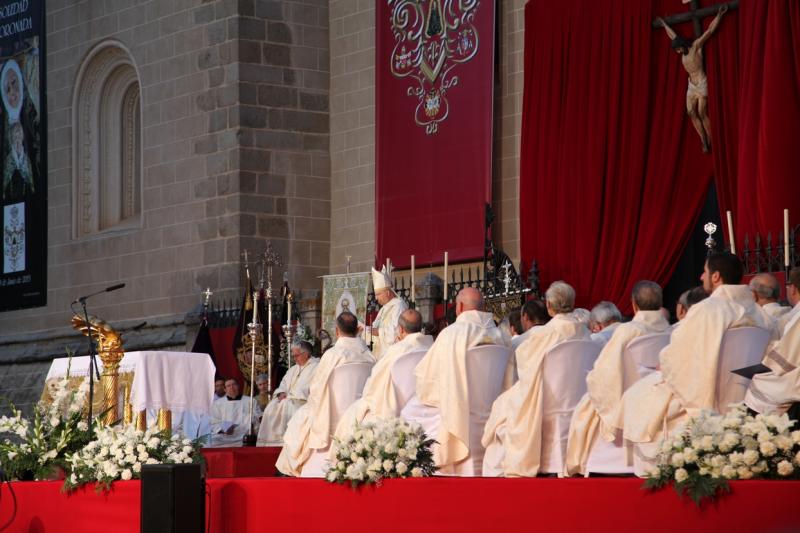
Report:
0,0,45,311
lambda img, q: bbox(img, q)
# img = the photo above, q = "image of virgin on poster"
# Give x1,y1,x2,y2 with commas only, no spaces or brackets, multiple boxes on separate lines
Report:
0,0,45,311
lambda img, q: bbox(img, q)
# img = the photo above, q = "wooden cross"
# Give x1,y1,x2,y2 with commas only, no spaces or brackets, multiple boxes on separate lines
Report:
652,0,738,38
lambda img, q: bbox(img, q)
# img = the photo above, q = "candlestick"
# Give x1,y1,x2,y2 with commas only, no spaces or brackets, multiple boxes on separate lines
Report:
785,209,790,268
346,255,351,275
443,251,448,301
726,211,736,255
410,255,415,304
252,290,258,323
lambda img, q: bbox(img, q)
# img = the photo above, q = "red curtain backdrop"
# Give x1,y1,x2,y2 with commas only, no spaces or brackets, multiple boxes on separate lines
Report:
520,0,800,312
376,1,495,268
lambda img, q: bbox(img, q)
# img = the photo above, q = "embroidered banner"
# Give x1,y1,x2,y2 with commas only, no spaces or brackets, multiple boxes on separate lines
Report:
0,0,45,311
376,0,495,268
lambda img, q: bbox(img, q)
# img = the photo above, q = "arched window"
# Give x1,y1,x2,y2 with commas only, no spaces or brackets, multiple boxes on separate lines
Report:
72,42,142,237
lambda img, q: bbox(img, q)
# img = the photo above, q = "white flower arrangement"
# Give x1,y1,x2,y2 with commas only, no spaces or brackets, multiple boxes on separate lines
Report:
645,404,800,504
326,417,436,487
0,370,92,481
64,425,203,491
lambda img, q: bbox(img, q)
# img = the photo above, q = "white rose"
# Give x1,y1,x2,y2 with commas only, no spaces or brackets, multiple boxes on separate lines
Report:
721,465,737,479
396,462,408,475
775,435,793,452
384,443,397,454
682,448,698,463
326,471,338,482
674,468,689,483
728,452,744,466
737,467,753,480
69,473,78,484
411,467,423,478
710,455,726,468
670,452,685,468
137,444,147,454
777,460,794,476
757,431,773,443
759,441,777,457
121,469,133,481
382,460,393,472
182,445,193,454
743,449,760,466
77,421,89,432
398,449,408,458
753,461,769,474
133,462,142,473
698,467,710,476
700,435,714,451
146,458,158,465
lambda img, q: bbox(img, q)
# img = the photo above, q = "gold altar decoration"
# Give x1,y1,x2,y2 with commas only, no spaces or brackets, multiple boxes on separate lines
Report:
71,314,125,424
123,383,133,425
136,410,147,431
157,408,172,436
236,327,269,396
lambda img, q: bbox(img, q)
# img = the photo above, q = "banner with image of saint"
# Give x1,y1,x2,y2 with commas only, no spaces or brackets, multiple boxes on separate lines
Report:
0,0,45,311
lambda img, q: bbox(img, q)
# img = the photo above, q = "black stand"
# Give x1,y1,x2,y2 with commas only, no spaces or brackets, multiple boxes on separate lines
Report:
72,298,101,428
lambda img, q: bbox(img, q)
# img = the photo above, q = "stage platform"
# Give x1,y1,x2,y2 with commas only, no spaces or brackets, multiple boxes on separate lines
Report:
201,446,282,478
1,476,798,532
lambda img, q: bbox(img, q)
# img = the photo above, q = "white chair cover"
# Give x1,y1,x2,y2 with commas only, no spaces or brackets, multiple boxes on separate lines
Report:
460,345,513,476
621,333,671,390
300,362,372,478
715,327,770,413
390,349,428,412
633,327,770,477
539,340,601,474
400,344,511,477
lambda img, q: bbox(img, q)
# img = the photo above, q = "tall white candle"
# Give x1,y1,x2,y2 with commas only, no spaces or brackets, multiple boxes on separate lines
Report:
410,255,415,303
785,209,791,268
252,291,258,323
726,211,736,255
443,251,448,301
287,294,292,325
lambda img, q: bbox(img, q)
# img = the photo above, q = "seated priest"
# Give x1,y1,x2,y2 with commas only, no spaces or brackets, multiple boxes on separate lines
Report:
674,286,709,323
371,266,409,359
621,252,774,474
208,378,254,447
333,309,433,442
400,287,511,475
589,301,623,346
564,281,670,476
254,374,270,415
482,281,590,477
213,378,225,401
511,299,549,350
256,340,320,445
777,268,800,335
750,273,790,322
508,309,524,339
745,267,800,419
276,312,374,476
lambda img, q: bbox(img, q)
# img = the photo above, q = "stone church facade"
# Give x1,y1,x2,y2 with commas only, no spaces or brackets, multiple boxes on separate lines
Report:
0,0,524,413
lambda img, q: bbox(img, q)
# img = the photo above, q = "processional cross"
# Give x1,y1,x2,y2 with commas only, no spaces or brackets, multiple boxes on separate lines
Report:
652,0,738,153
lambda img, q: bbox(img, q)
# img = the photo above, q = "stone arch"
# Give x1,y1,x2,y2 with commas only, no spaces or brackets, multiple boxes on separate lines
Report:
72,41,142,237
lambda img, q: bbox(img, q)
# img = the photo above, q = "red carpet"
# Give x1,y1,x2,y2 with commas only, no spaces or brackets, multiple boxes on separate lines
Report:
2,477,799,532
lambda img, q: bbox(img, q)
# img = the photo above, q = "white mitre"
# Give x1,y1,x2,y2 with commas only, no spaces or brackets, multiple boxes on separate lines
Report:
371,266,393,292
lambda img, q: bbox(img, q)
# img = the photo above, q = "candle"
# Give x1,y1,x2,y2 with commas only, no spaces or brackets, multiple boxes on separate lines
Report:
287,294,292,325
443,251,448,301
410,255,415,303
726,211,736,255
785,209,791,268
252,291,259,322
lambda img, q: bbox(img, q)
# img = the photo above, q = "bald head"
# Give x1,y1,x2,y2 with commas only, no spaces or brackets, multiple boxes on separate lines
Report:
456,287,484,315
398,308,423,336
749,273,780,305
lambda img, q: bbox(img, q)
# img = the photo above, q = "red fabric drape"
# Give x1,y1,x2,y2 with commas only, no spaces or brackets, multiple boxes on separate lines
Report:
209,326,243,385
520,0,800,312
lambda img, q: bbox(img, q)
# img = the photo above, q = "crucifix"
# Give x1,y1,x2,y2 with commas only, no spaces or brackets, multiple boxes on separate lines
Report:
652,0,738,153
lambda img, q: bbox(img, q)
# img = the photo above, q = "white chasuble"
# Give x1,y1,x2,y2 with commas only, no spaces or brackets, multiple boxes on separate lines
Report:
407,310,511,473
256,357,320,445
481,313,590,477
745,310,800,414
276,336,373,476
332,332,433,447
564,310,669,476
208,395,254,448
372,296,408,360
622,285,774,445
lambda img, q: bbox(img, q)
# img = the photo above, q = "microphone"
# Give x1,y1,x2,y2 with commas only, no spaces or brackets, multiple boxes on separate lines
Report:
72,283,126,305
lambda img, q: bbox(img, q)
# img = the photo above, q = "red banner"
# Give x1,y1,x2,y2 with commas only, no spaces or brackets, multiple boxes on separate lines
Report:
376,0,495,268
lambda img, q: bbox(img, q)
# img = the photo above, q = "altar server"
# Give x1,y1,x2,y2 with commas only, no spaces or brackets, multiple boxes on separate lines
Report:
208,379,254,447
